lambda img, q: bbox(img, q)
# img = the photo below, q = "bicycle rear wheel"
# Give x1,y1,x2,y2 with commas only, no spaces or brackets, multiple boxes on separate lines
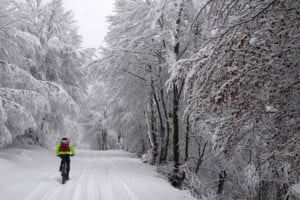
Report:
62,174,66,184
61,161,68,184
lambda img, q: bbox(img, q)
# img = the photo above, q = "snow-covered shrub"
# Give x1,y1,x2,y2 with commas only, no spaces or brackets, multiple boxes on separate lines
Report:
0,96,7,123
141,150,153,163
243,164,260,195
2,98,36,137
12,128,40,148
290,183,300,199
0,97,11,147
0,125,11,148
184,169,217,200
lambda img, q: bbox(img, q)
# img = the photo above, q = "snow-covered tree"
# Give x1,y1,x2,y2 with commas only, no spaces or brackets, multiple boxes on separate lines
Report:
92,0,161,156
170,0,300,198
0,0,88,148
97,0,200,167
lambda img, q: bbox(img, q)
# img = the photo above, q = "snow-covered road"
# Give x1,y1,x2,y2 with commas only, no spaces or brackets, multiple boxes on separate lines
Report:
0,148,195,200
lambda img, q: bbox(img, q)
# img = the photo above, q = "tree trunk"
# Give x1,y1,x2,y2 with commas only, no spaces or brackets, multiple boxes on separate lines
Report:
148,65,165,164
172,83,180,168
195,141,207,174
257,181,290,200
162,113,171,162
171,1,184,169
150,96,158,164
217,170,226,194
101,129,107,150
185,114,190,161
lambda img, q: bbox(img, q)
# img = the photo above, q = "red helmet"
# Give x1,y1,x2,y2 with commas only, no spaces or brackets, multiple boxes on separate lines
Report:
61,137,69,143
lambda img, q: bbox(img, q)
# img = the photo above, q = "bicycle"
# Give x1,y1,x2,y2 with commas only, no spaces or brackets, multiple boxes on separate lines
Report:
59,154,74,184
61,156,69,184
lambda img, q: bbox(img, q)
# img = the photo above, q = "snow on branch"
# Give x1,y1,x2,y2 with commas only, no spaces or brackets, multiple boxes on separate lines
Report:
0,88,51,124
43,81,80,117
1,98,37,137
0,63,47,96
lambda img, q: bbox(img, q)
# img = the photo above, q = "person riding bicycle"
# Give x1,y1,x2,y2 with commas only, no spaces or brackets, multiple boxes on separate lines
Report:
55,137,75,179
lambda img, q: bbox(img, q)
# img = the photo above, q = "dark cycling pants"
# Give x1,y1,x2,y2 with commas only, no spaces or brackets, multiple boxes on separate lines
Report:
59,154,70,176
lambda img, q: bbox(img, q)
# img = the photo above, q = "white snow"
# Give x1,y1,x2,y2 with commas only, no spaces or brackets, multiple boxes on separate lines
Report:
292,183,300,196
0,147,196,200
265,105,278,113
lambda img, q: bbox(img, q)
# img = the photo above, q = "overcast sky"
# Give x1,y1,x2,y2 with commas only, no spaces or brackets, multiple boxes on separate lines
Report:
63,0,115,48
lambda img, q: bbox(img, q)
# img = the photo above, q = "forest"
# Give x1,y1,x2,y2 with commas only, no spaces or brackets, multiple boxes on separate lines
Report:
0,0,299,199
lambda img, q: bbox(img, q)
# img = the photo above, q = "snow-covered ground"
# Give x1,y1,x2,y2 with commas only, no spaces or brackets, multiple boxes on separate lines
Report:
0,147,196,200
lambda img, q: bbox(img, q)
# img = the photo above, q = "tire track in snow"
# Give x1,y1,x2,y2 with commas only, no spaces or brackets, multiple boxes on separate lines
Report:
23,167,58,200
43,151,97,200
1,150,197,200
24,156,88,200
71,163,90,200
86,174,97,200
119,178,140,200
0,163,57,193
38,158,88,200
0,163,57,200
83,152,100,200
109,157,140,200
99,156,114,200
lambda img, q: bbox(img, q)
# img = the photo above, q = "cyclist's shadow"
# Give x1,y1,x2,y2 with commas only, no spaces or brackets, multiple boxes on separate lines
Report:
55,175,76,184
55,177,61,183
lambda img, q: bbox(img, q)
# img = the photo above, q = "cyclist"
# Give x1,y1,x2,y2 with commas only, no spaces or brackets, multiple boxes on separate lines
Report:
55,137,75,179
